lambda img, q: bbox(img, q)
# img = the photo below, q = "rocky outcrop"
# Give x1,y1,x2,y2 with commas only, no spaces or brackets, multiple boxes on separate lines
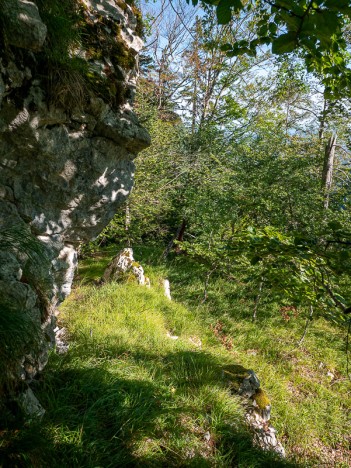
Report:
223,365,285,458
0,0,150,395
102,247,149,286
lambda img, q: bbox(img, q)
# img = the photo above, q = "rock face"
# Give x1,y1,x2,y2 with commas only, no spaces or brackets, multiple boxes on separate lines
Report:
0,0,150,393
2,1,47,51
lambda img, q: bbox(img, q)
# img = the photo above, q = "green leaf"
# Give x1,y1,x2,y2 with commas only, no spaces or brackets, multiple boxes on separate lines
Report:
216,0,243,24
258,24,268,36
227,47,251,56
325,0,348,7
272,0,293,10
333,293,346,306
285,15,301,32
272,32,297,54
227,0,243,12
328,221,343,231
340,250,350,260
312,12,339,44
220,43,233,51
216,0,231,24
268,22,278,34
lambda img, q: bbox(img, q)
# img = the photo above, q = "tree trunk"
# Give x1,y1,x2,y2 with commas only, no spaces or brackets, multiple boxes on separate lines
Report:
162,219,187,258
318,99,327,140
322,133,337,209
174,218,186,253
298,304,314,346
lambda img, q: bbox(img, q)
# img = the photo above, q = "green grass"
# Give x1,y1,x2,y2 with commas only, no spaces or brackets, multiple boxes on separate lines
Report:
165,252,351,467
2,244,350,466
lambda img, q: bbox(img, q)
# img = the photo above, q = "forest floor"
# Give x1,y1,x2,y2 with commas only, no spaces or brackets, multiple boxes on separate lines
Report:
3,244,351,467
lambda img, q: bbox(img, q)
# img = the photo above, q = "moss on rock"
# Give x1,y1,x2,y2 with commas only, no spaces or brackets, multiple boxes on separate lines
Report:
253,388,270,409
222,364,250,392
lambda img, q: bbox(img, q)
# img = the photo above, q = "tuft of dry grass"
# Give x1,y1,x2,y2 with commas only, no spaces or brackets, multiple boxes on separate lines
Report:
47,66,87,111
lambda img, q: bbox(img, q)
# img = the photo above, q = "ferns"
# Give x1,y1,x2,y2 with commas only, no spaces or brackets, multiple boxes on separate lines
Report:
0,224,49,266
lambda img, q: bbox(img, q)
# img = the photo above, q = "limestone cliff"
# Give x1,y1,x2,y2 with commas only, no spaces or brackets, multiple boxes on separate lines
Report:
0,0,150,393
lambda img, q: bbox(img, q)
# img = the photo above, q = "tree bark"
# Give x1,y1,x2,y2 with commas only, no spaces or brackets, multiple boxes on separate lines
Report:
162,219,187,258
298,304,314,346
318,99,327,140
322,133,337,209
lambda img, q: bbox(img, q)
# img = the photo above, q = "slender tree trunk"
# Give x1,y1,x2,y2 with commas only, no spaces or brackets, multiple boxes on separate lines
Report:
298,304,314,346
202,267,216,303
190,17,201,136
174,218,187,253
318,99,327,140
191,78,197,135
285,99,290,135
162,219,187,258
322,133,337,209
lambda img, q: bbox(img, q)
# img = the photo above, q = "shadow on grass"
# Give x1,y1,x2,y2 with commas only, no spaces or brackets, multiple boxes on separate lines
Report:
1,350,300,467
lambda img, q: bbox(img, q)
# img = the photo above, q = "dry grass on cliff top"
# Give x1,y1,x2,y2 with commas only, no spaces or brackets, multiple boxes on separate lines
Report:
3,244,350,467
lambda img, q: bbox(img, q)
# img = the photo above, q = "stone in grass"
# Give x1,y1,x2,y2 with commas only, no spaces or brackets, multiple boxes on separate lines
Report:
101,247,146,285
54,326,69,354
222,364,259,396
247,412,286,458
166,331,179,340
223,364,285,458
18,387,45,420
246,389,285,457
163,279,171,300
222,365,260,399
238,369,260,398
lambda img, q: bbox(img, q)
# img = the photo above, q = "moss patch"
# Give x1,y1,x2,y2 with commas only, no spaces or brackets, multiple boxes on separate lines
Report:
253,388,271,409
83,19,136,72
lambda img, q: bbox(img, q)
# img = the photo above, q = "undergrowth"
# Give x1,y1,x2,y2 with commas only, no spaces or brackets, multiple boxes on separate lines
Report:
2,244,350,466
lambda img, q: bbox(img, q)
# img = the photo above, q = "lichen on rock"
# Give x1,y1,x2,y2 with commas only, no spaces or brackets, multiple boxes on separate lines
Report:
0,0,150,408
